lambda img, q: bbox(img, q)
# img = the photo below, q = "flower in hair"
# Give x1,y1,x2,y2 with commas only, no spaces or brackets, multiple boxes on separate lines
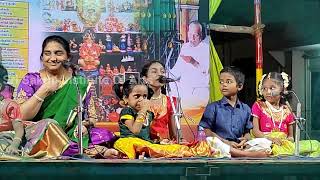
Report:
258,73,267,96
280,72,289,88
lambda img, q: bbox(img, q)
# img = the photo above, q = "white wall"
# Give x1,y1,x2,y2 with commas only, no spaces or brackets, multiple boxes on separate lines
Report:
291,50,306,116
28,0,43,72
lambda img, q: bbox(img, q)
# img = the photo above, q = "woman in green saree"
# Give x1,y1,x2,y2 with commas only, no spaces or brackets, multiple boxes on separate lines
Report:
15,35,118,158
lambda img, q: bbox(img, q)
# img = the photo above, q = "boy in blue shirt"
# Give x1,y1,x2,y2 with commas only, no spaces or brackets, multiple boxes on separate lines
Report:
199,67,265,157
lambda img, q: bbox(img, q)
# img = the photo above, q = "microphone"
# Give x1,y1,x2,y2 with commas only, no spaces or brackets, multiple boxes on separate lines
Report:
270,90,291,97
167,39,184,48
158,75,181,83
270,91,281,97
62,61,80,71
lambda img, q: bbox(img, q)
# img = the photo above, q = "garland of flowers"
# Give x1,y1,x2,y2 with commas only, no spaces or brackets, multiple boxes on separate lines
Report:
258,74,267,96
280,72,289,89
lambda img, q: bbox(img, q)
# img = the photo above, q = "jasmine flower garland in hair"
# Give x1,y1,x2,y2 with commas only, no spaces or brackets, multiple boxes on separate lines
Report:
280,72,289,88
258,74,267,96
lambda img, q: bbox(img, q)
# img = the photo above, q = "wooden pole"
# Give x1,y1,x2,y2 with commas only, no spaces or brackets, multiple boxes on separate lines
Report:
209,0,264,95
254,0,263,94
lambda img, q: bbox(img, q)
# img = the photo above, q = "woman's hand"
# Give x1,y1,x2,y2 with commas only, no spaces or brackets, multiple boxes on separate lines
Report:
40,78,60,94
83,118,96,128
74,125,88,138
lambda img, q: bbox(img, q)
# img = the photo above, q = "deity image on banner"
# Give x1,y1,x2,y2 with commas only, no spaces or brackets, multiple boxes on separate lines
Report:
78,29,102,72
77,0,103,28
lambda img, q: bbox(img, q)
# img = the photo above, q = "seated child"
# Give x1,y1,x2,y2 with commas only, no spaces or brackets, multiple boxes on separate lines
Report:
0,98,24,156
251,72,320,157
252,72,294,143
199,67,269,157
112,78,194,159
0,64,24,156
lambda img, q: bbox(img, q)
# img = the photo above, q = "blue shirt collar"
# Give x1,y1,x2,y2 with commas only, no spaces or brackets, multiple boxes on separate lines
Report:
221,96,242,108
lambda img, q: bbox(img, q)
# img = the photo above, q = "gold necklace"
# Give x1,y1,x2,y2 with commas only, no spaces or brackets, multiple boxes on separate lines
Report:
150,96,165,118
265,101,284,130
45,71,66,88
151,94,162,100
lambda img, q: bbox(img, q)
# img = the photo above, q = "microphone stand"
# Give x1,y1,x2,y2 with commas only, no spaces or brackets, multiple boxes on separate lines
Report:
166,82,182,144
292,91,305,156
284,91,306,156
164,40,175,70
68,67,87,159
164,41,183,144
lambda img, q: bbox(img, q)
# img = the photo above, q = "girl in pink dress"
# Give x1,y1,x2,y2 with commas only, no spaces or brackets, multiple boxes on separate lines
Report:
252,72,294,145
251,72,320,157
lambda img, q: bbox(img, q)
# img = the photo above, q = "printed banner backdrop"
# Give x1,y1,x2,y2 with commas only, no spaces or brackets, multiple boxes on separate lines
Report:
1,0,209,124
0,1,29,88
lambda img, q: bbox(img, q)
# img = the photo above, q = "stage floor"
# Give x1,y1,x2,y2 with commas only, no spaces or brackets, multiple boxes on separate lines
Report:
1,158,320,180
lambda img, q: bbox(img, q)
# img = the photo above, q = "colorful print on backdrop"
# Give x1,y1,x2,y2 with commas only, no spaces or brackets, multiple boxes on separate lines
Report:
7,0,209,124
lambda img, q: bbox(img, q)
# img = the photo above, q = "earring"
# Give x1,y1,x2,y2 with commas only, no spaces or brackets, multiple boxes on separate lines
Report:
119,100,127,107
142,79,150,86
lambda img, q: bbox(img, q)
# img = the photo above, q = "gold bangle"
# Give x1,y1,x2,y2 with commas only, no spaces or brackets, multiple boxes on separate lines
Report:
34,94,44,102
137,112,146,117
136,118,145,123
137,115,146,120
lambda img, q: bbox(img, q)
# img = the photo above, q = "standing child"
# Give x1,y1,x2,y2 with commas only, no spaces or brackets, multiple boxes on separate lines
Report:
112,78,194,159
199,67,269,157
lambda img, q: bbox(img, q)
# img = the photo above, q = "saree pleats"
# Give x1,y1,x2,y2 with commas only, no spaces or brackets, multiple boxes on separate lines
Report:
28,120,69,157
